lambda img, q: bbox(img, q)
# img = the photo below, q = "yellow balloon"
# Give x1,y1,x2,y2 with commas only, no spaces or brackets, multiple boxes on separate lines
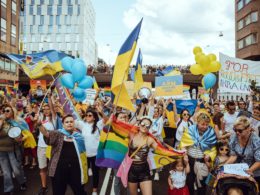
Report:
199,55,210,68
195,52,204,64
190,64,204,75
207,53,217,62
193,46,202,55
208,61,221,72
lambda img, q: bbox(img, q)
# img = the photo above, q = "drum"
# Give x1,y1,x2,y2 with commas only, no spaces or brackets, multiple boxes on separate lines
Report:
8,126,22,140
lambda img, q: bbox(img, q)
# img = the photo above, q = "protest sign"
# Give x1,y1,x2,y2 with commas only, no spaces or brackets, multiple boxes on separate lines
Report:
223,163,250,177
30,80,47,90
83,89,96,105
219,53,260,94
155,75,183,98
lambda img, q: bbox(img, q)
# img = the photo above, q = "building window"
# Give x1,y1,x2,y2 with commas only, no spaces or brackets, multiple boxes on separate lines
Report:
30,5,33,15
239,33,258,49
64,15,68,24
49,43,53,49
67,0,71,5
39,43,43,51
1,0,6,8
77,5,80,16
38,25,43,33
31,35,36,42
0,18,6,42
31,0,35,5
68,5,73,15
245,14,251,26
57,35,61,42
49,15,53,25
37,5,41,15
11,24,16,45
1,1,7,19
11,1,16,15
40,15,44,25
57,5,62,15
49,0,53,5
66,25,71,33
0,57,4,69
237,0,243,11
251,33,257,44
48,25,53,33
58,0,62,5
40,0,44,5
47,5,52,15
237,19,243,30
5,59,11,71
251,11,258,23
56,15,60,25
65,34,70,42
30,25,33,33
57,25,62,33
10,62,16,72
33,15,36,25
67,43,71,50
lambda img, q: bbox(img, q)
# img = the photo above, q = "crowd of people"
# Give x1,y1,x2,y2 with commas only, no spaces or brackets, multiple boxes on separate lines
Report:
0,85,259,195
88,64,191,75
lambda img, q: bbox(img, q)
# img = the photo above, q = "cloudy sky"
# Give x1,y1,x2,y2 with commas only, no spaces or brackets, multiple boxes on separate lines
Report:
92,0,235,65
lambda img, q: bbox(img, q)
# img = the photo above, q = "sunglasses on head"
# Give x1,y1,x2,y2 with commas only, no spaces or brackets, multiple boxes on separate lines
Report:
3,109,11,113
140,122,150,129
220,147,229,152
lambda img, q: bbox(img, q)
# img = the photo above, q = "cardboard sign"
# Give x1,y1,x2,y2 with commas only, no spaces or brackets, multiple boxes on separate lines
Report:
223,163,250,177
155,75,183,98
83,89,96,105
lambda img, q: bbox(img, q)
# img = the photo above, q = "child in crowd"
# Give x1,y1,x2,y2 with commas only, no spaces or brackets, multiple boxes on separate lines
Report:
168,156,190,195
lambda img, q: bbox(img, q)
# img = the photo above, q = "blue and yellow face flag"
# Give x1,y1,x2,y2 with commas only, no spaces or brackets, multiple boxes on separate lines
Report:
111,18,143,111
134,49,144,92
7,50,67,79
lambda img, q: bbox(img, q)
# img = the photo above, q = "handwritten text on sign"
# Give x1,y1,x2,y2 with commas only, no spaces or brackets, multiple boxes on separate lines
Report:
219,53,260,94
223,163,250,177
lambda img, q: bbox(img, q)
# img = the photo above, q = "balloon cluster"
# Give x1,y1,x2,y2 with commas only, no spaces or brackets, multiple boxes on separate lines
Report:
61,57,93,102
190,46,221,90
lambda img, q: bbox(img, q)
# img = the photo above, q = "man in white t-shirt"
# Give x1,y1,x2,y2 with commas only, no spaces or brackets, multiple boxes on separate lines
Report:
224,101,238,135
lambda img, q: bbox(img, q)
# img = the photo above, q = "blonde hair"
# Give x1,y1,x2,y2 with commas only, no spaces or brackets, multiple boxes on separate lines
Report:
234,116,250,129
197,112,210,123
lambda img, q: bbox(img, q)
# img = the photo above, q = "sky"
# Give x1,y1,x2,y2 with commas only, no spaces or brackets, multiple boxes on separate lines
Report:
92,0,235,66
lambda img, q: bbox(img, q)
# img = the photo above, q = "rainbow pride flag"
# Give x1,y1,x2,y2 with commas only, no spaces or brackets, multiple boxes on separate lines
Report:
96,118,185,169
13,82,19,91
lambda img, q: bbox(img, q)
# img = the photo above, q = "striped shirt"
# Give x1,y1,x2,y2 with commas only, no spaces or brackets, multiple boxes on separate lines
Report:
188,145,204,159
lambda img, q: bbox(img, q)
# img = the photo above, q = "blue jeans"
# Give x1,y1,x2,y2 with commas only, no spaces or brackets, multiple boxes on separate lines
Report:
0,148,26,192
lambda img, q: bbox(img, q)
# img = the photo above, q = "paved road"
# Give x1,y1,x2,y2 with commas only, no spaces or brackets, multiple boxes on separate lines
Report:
0,165,170,195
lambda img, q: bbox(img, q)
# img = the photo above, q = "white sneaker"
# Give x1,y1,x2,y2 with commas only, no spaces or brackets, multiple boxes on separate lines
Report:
88,168,93,176
92,192,98,195
154,172,159,181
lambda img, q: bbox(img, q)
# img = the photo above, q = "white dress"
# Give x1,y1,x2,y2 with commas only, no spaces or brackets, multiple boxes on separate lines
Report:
169,170,186,189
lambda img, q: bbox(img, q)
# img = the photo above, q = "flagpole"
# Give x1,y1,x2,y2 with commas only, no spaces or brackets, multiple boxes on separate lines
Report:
37,74,61,115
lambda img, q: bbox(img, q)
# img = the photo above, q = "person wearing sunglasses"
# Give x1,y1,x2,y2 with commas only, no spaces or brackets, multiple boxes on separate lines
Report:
220,116,260,195
0,105,28,194
224,101,239,135
74,109,105,195
175,109,194,148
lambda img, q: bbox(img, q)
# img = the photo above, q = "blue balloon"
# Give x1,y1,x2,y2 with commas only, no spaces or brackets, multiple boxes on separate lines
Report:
71,62,87,82
78,76,93,89
61,73,74,89
61,57,73,72
73,87,85,98
74,92,86,102
203,73,216,90
74,58,85,65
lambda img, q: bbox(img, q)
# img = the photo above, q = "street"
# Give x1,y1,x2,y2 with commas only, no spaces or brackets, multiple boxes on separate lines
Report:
0,165,170,195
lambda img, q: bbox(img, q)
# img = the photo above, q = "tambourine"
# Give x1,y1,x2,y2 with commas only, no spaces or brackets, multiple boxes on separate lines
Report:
8,126,22,139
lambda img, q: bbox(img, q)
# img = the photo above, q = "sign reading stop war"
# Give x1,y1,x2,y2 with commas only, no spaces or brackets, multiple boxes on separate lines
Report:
219,53,260,94
155,75,183,97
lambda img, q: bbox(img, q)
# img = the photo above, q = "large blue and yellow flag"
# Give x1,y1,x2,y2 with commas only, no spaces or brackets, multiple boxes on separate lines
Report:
134,49,144,92
111,19,143,111
7,50,67,79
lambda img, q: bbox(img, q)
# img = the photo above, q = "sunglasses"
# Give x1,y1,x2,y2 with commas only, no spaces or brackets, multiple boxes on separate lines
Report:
233,128,245,134
220,147,229,152
182,113,189,117
4,109,11,113
86,114,93,117
140,122,150,129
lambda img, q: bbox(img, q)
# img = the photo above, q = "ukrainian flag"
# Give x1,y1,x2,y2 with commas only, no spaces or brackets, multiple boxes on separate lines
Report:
93,76,99,90
111,19,143,111
134,49,144,92
7,50,67,79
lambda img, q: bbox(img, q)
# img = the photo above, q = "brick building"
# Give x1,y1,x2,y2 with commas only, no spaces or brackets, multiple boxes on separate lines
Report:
0,0,20,87
235,0,260,61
